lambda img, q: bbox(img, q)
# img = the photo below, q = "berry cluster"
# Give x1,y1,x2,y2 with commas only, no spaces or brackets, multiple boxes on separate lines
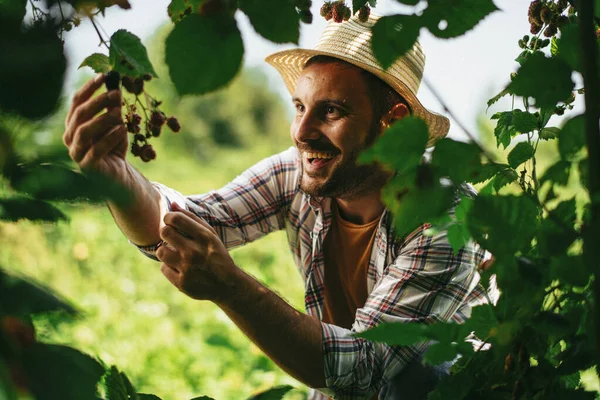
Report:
517,34,550,50
104,71,181,162
357,4,371,23
527,0,570,37
320,1,351,23
295,0,313,24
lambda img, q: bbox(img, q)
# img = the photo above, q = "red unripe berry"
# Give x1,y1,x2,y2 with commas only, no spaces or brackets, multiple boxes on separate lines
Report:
320,2,332,17
166,116,181,132
132,113,142,125
149,124,162,137
150,111,166,126
131,142,142,156
140,144,156,162
121,76,144,95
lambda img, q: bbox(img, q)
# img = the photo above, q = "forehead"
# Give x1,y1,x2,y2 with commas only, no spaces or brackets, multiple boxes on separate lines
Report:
293,61,370,102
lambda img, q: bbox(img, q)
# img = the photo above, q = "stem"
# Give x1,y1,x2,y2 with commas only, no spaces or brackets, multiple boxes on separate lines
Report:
89,15,110,50
577,0,600,361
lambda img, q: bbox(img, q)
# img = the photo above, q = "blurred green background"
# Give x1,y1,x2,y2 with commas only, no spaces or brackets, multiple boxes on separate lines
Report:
0,26,308,400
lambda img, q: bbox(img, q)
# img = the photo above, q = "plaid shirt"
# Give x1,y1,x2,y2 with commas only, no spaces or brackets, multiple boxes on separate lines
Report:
137,146,490,399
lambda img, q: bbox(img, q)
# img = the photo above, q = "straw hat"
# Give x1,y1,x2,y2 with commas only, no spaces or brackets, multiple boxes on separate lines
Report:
265,12,450,145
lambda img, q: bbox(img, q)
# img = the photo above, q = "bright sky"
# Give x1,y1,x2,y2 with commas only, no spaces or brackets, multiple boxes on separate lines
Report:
62,1,539,142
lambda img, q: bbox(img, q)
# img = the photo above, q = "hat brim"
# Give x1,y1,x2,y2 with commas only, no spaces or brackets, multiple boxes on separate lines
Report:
266,48,450,147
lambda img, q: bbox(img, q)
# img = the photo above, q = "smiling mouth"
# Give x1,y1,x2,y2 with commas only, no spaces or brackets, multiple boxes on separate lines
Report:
305,151,338,166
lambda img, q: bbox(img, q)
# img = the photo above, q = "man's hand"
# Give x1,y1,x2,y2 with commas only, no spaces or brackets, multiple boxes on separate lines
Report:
63,74,128,182
156,203,237,301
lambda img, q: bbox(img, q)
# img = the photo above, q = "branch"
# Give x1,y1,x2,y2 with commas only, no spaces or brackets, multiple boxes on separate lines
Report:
577,0,600,361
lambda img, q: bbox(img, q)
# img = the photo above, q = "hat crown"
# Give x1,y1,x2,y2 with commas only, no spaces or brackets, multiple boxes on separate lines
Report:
315,13,425,95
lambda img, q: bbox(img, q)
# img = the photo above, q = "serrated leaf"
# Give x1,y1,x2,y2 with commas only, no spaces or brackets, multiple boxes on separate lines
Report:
240,0,299,44
360,116,428,173
372,14,421,70
247,385,294,400
167,0,203,23
487,88,509,109
22,343,104,400
138,394,162,400
447,223,470,254
507,141,535,168
515,50,530,65
189,397,215,400
471,163,509,184
0,267,78,316
104,366,128,400
166,14,244,95
423,342,459,365
539,106,554,128
540,160,571,186
491,111,517,149
79,53,111,73
491,168,518,191
558,114,586,161
540,127,560,140
507,52,574,109
466,194,539,255
551,36,559,56
422,0,498,38
0,196,67,222
511,109,539,133
109,29,157,79
432,139,482,184
464,304,498,339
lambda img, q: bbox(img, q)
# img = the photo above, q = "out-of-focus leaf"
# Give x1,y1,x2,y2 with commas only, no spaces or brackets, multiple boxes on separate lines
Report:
511,109,539,133
372,14,421,70
538,199,578,256
138,395,162,400
532,312,574,339
166,14,244,95
507,142,535,168
422,0,498,38
467,194,539,255
356,321,463,346
579,157,588,188
558,115,586,161
491,168,518,191
540,127,560,140
432,139,481,184
540,160,571,186
0,0,27,25
22,343,104,400
487,88,509,109
471,163,509,184
428,366,474,400
104,366,138,400
556,24,583,72
423,342,459,365
507,52,574,109
79,53,112,74
247,385,294,400
551,255,590,287
0,197,67,222
109,30,158,79
490,111,517,149
0,267,78,316
167,0,203,22
561,372,581,390
360,116,428,173
447,223,470,254
0,23,66,119
240,0,299,44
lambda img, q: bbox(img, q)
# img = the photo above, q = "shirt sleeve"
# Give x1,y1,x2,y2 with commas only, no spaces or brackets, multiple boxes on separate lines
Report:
134,146,301,260
320,224,486,399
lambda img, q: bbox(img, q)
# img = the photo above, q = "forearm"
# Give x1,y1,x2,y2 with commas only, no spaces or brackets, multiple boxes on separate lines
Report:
216,267,326,388
107,163,162,246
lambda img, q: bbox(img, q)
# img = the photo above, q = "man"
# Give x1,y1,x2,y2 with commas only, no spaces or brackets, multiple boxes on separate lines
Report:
63,13,489,400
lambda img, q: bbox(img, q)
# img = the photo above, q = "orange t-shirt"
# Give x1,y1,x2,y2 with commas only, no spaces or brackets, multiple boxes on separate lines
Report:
322,203,382,329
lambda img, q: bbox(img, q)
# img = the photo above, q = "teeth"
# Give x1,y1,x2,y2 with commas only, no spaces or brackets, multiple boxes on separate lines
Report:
305,152,335,159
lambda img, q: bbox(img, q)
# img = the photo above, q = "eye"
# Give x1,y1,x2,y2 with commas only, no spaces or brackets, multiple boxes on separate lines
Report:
295,103,305,113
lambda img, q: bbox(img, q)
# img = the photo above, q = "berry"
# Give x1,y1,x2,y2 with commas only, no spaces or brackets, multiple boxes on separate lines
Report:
150,111,166,126
557,15,569,27
325,9,333,20
528,0,542,25
121,76,144,95
332,4,343,23
544,23,558,37
342,6,351,21
557,0,568,13
166,116,181,132
358,4,370,22
131,142,142,156
132,113,142,125
142,73,153,81
300,10,313,24
140,144,156,162
540,5,552,24
127,121,141,134
104,70,121,91
320,2,332,17
149,124,162,137
530,22,542,35
134,133,145,142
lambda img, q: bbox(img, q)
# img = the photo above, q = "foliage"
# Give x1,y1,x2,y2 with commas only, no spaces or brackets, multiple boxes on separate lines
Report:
1,0,599,399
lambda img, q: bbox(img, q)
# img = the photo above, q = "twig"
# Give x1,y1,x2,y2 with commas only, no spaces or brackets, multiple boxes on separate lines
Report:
89,15,110,50
577,0,600,361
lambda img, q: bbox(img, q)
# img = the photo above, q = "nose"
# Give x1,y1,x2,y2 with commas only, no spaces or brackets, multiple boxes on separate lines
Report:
291,111,321,144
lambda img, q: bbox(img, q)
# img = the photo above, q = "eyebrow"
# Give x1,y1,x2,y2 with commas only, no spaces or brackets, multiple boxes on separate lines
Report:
291,97,353,112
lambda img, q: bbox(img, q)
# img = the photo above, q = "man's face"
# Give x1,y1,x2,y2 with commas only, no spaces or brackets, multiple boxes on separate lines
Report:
290,61,389,199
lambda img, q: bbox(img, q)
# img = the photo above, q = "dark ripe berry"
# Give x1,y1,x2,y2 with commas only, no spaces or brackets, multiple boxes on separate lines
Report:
134,133,145,142
121,76,144,95
320,2,332,17
127,121,141,134
166,116,181,132
150,124,162,137
555,106,565,115
131,142,142,156
540,5,552,24
342,6,351,21
142,73,153,81
530,22,542,35
300,10,313,24
140,144,156,162
557,0,568,13
544,23,558,37
528,0,542,25
132,113,142,125
358,5,370,23
332,5,343,23
104,71,121,91
150,111,166,126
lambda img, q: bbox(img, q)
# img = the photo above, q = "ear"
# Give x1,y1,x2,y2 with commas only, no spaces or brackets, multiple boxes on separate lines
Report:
380,103,410,130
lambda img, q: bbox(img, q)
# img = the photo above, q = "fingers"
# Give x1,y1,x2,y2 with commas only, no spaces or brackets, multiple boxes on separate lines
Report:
170,203,218,236
68,109,123,163
160,263,181,287
78,124,127,169
159,224,193,251
156,244,181,266
66,74,105,126
64,90,122,147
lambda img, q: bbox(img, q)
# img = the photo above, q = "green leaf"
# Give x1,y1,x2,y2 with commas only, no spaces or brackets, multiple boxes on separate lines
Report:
515,50,530,65
561,372,581,390
511,109,539,133
492,168,518,191
507,141,535,168
166,14,244,95
540,160,571,186
578,157,588,188
109,29,158,79
447,223,470,254
0,0,27,25
0,196,67,222
422,342,459,365
432,139,482,184
240,0,299,44
356,321,463,346
556,24,583,72
551,255,589,287
189,397,215,400
22,343,104,400
167,0,203,23
558,114,586,161
507,52,574,109
247,385,294,400
467,194,539,255
487,88,509,109
104,366,128,400
490,111,517,149
539,106,554,128
372,14,421,70
352,0,369,13
79,53,112,74
395,0,419,5
464,304,498,339
471,163,509,184
359,116,429,173
540,127,560,140
550,36,559,56
422,0,499,38
138,395,162,400
538,198,578,256
0,267,78,316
